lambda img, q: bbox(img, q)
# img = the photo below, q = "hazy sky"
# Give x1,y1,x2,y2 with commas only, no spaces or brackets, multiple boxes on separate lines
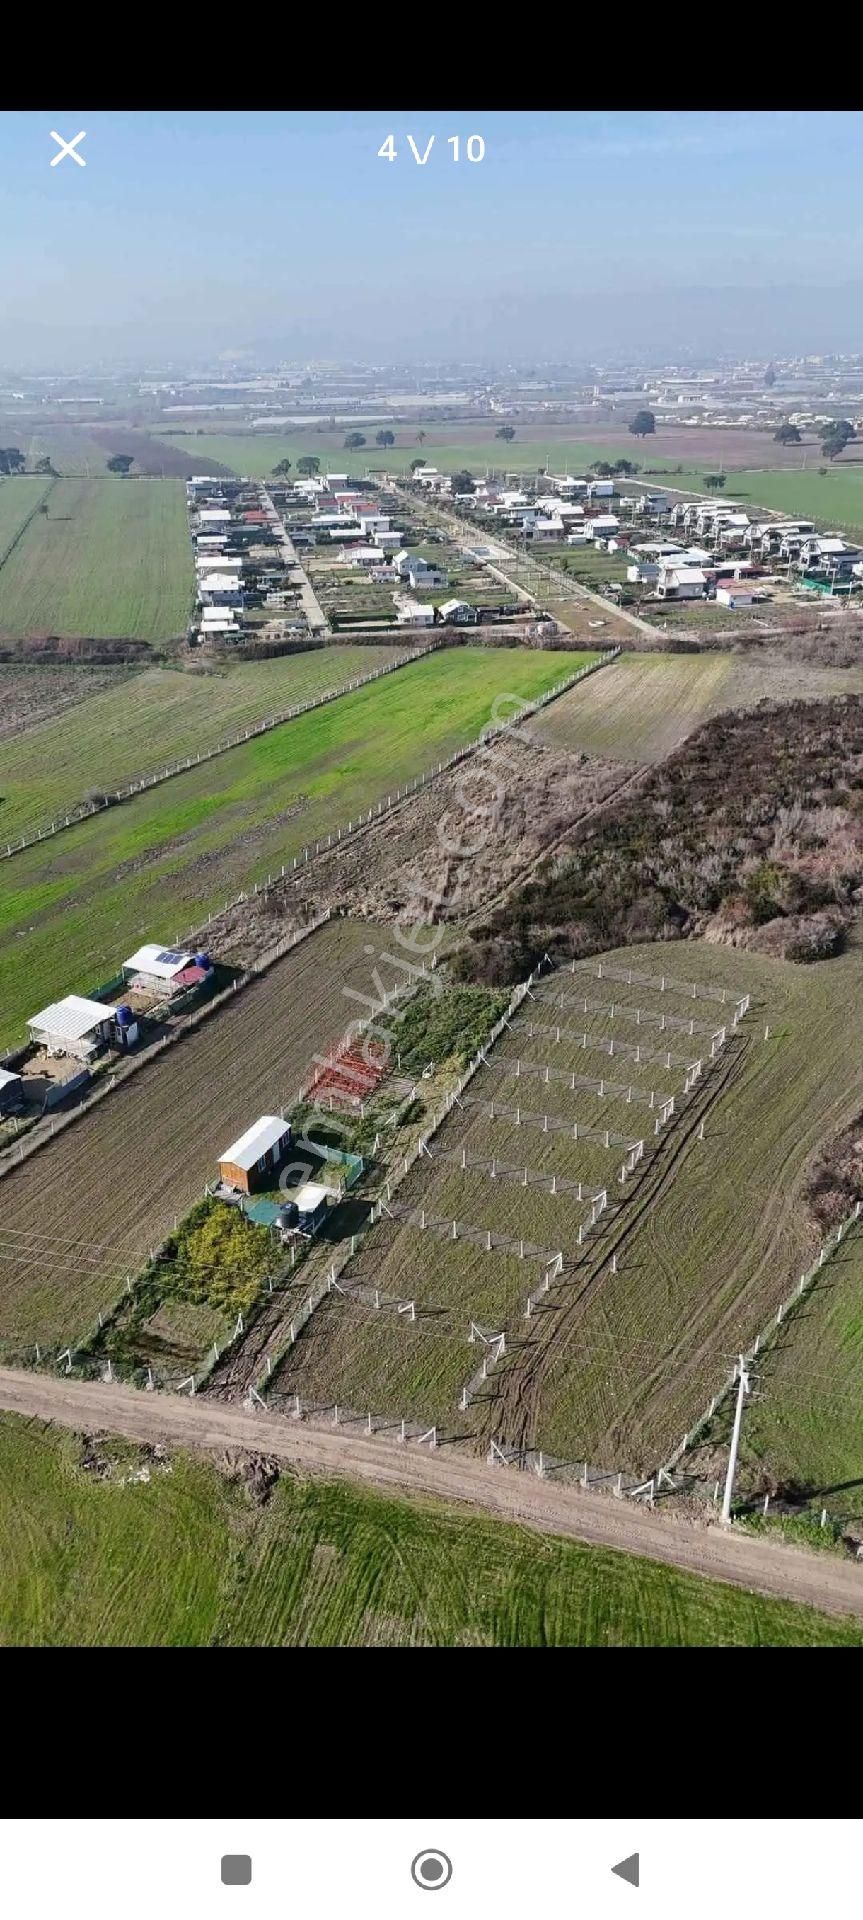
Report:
1,110,863,366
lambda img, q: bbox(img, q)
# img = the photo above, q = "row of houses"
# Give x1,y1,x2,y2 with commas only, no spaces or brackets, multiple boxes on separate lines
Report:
186,476,297,643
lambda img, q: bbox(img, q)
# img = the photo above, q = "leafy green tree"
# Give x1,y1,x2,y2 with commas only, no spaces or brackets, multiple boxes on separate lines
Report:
495,425,516,441
820,420,855,461
296,455,321,477
773,423,801,445
344,431,366,448
702,473,727,491
35,454,57,474
375,429,395,447
451,469,476,494
612,458,639,476
0,447,25,474
629,409,656,438
272,458,292,476
107,454,134,475
764,366,777,387
591,461,614,478
409,457,426,473
416,429,426,445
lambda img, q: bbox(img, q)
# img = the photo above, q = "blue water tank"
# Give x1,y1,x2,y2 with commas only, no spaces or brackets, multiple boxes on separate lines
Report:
193,952,212,971
116,1005,134,1026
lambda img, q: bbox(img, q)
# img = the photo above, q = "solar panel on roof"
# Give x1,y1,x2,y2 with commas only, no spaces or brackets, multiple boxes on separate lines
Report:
155,948,185,965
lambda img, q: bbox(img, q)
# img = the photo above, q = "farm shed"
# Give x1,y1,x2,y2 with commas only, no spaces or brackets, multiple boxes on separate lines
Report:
218,1115,293,1196
27,994,123,1063
0,1068,24,1115
123,944,211,995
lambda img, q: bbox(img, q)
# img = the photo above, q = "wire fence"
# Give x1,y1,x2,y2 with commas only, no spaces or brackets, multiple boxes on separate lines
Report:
0,909,336,1186
1,645,438,860
654,1200,863,1484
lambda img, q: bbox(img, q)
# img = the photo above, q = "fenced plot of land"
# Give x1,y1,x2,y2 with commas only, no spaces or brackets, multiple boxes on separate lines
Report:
269,960,726,1435
0,648,592,1047
0,916,389,1348
0,647,408,843
523,939,863,1473
4,1412,859,1647
530,652,863,766
207,727,627,972
0,479,192,643
739,1223,863,1522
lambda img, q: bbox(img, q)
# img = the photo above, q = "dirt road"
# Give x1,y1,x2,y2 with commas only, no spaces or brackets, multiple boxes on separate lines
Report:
2,1365,861,1624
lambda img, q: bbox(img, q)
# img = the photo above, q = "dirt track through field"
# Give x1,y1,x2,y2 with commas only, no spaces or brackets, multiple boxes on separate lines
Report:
1,1365,861,1621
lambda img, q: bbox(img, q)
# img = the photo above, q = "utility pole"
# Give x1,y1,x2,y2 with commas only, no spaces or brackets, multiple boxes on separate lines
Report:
721,1355,749,1524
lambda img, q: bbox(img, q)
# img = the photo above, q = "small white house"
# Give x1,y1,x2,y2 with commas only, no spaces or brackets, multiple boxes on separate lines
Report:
716,584,757,608
195,552,242,574
198,508,232,527
198,573,244,607
587,479,615,500
200,606,240,627
395,600,436,628
27,994,121,1063
590,514,620,541
656,565,707,601
409,566,445,590
123,944,196,993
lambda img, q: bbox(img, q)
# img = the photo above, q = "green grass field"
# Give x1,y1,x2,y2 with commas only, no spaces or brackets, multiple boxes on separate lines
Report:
155,432,619,481
0,648,594,1045
0,1412,859,1646
741,1223,863,1521
0,479,192,642
531,653,863,765
0,647,410,842
0,475,53,554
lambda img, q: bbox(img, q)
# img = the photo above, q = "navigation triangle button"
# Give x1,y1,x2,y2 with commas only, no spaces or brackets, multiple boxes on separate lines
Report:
611,1855,639,1889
